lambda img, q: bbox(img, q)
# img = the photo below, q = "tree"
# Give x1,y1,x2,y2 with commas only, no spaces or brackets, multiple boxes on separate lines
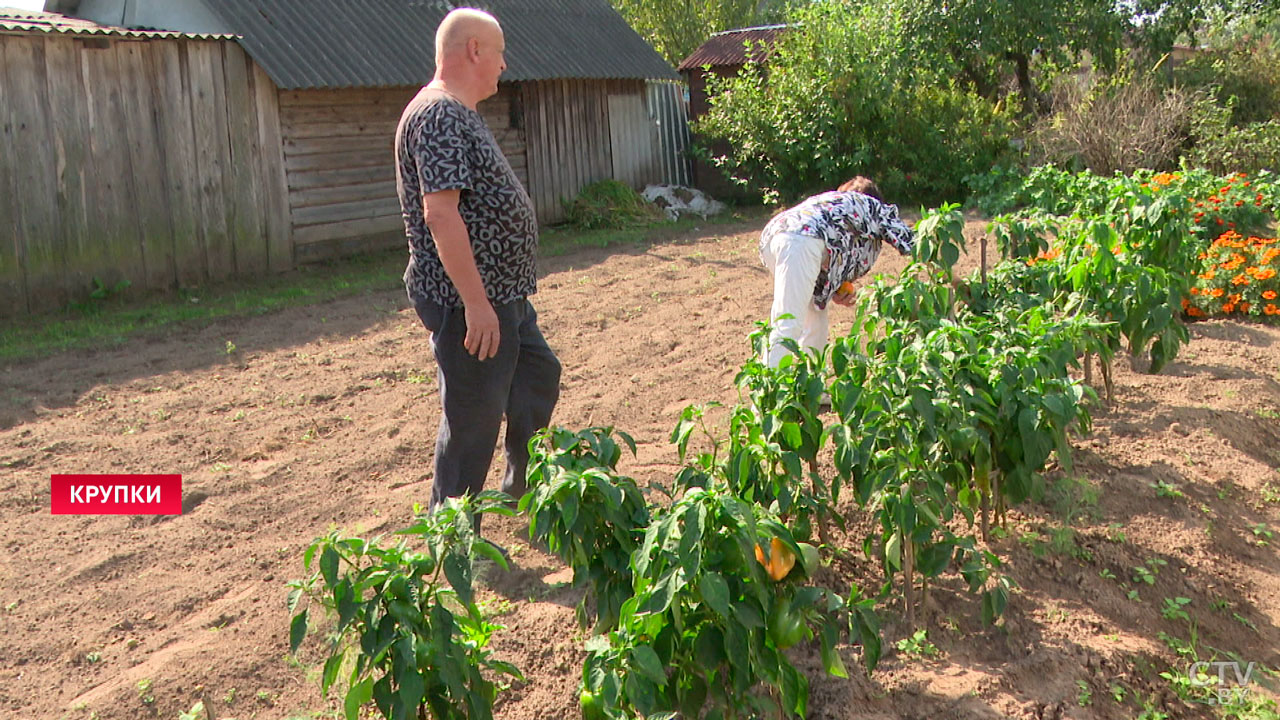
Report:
1132,0,1280,50
887,0,1280,114
609,0,794,65
890,0,1128,114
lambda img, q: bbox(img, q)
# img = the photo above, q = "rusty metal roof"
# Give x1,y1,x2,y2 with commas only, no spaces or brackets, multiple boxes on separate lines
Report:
0,8,234,40
205,0,679,90
677,24,788,71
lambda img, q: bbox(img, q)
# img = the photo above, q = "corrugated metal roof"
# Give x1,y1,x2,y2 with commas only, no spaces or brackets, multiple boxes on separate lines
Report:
205,0,679,90
677,25,788,71
0,8,234,41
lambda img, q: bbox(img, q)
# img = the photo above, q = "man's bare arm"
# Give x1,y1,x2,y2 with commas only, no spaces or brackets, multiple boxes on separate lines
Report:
424,189,500,360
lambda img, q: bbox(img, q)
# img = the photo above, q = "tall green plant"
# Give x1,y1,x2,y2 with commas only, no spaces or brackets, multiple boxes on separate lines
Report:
521,426,649,630
697,0,1013,203
677,329,842,543
608,0,793,65
287,494,520,720
581,487,864,720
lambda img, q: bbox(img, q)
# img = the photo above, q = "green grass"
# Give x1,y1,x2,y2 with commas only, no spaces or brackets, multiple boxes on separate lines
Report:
0,250,406,363
1,208,767,362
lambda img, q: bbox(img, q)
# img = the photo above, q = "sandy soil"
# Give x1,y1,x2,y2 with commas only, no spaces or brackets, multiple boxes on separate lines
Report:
1,215,1278,720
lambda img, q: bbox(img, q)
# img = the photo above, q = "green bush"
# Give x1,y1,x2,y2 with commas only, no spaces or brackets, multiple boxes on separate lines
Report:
1187,118,1280,175
695,0,1015,205
562,180,662,230
1174,42,1280,127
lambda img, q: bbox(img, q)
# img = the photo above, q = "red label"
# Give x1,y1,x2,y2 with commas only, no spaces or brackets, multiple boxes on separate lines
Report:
50,474,183,515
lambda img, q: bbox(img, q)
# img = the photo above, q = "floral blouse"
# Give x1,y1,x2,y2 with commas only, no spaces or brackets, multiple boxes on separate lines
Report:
760,191,915,308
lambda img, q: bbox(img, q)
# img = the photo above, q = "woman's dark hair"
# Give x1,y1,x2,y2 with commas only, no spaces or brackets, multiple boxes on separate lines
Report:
837,176,882,201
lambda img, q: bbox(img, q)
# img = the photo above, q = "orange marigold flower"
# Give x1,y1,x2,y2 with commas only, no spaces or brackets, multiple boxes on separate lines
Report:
1217,217,1225,225
1202,271,1218,281
1231,274,1250,286
1255,268,1277,280
1188,306,1204,317
1240,302,1251,313
1211,288,1226,298
1235,200,1245,207
1222,303,1236,313
1264,290,1279,300
1265,303,1280,315
1190,287,1201,295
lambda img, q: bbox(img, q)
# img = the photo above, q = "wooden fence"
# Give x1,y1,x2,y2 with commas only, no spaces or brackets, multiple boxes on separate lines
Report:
0,32,289,317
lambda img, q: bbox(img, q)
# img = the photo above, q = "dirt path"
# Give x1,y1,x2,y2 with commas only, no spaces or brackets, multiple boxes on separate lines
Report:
1,217,1278,720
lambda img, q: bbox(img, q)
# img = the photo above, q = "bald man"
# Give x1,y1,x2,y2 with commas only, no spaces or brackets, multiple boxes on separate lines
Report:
395,8,561,539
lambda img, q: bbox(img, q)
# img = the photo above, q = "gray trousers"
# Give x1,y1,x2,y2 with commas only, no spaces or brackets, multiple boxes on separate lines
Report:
415,297,561,524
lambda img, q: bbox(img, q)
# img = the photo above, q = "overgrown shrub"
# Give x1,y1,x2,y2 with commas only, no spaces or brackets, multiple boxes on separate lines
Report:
1187,118,1280,175
1029,66,1199,174
1174,41,1280,126
562,180,662,230
696,0,1014,205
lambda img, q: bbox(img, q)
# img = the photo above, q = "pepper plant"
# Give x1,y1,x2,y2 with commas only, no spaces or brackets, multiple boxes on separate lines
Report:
581,486,870,720
822,206,1096,621
694,328,841,544
520,426,649,630
287,493,520,720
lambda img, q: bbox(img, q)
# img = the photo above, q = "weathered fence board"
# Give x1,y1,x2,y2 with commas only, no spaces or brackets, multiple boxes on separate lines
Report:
80,38,145,298
290,181,398,210
293,214,402,246
187,42,233,282
284,134,392,157
284,149,390,173
282,120,399,140
223,41,267,277
41,37,91,302
292,197,402,227
252,63,292,274
120,41,176,293
6,36,65,310
151,40,206,288
0,43,27,315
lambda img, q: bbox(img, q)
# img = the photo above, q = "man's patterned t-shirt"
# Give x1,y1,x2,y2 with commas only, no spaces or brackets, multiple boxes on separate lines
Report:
395,88,539,308
760,190,915,308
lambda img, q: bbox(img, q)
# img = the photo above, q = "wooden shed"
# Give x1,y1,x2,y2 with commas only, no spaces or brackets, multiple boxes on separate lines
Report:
678,25,786,201
2,1,685,316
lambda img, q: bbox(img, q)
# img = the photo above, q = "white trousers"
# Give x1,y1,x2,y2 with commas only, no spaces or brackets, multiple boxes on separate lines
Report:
760,231,828,369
